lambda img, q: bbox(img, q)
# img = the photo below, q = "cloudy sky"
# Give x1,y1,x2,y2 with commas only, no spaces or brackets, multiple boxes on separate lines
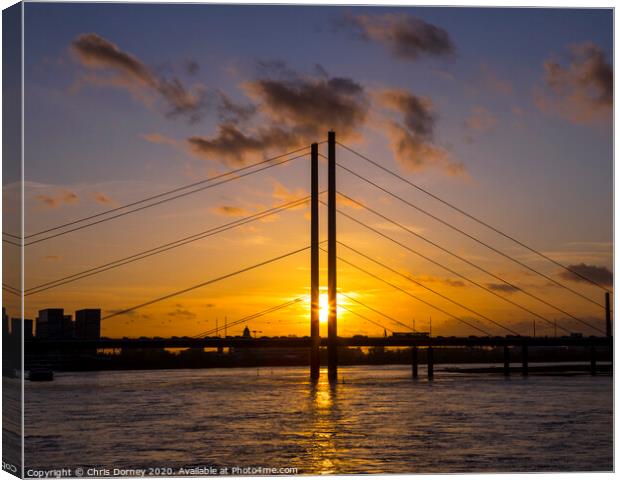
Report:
7,4,613,337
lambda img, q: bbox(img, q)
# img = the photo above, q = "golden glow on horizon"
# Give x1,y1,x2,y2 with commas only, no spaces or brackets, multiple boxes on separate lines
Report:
319,293,328,324
306,290,352,330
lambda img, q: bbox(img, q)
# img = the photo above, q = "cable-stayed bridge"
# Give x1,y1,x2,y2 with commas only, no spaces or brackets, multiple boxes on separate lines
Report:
5,132,613,380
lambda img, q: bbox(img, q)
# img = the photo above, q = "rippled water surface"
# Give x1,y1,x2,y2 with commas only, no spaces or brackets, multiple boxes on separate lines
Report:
24,365,612,474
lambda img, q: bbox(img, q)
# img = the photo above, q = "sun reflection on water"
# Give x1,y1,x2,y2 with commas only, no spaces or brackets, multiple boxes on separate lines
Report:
307,371,340,474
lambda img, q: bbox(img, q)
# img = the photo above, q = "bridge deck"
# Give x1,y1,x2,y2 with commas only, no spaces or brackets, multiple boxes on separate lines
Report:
25,335,613,351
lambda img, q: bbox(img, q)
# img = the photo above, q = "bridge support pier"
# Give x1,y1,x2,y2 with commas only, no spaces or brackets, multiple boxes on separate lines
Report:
310,143,320,382
521,344,528,376
411,346,418,379
427,347,434,380
503,346,510,376
590,345,597,375
327,131,338,383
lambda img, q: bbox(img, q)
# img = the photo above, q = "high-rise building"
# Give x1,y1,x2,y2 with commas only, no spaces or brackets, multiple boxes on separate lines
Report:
75,309,101,340
2,307,11,351
10,318,34,340
2,308,8,338
24,319,33,340
10,318,18,337
63,314,74,338
37,309,65,339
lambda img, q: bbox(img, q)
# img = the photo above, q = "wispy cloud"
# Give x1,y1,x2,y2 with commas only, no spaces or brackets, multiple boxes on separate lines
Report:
535,42,612,124
71,33,208,123
464,106,498,133
244,65,368,138
378,88,466,176
558,263,613,287
271,181,308,210
167,304,197,319
188,123,300,166
413,274,466,288
371,221,424,234
208,182,308,221
188,63,368,165
215,91,257,124
337,195,364,210
35,190,79,208
486,283,519,294
140,132,178,147
92,192,116,206
210,205,252,217
338,13,455,61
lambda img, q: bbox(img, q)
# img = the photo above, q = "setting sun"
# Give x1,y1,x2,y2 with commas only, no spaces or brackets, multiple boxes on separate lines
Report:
319,293,329,324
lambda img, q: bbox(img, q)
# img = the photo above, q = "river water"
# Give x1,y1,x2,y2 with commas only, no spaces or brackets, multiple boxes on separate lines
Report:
23,365,612,474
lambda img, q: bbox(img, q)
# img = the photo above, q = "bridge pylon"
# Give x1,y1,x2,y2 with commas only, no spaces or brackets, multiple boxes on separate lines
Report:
327,131,338,382
605,291,612,337
310,143,320,381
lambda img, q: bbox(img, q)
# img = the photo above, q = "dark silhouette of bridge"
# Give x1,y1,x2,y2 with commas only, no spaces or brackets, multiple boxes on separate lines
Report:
6,132,613,381
26,334,612,378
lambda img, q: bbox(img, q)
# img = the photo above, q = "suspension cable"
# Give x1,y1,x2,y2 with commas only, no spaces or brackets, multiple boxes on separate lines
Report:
337,141,611,293
320,246,492,336
26,195,318,296
24,150,310,246
334,161,606,310
193,298,303,338
26,145,312,239
336,241,521,335
102,246,309,320
330,197,577,334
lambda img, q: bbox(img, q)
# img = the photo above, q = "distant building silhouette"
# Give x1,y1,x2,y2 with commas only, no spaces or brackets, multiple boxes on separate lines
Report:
63,314,74,338
243,326,251,338
2,308,8,338
75,309,101,340
11,318,33,339
25,319,34,339
37,308,71,339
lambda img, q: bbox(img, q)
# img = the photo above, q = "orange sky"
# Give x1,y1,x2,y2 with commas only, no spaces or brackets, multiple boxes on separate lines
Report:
2,5,612,339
